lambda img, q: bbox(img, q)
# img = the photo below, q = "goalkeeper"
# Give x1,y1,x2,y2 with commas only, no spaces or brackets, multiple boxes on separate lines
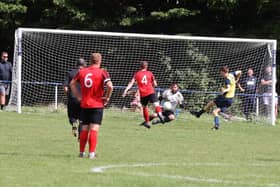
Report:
142,83,185,125
190,66,241,130
63,58,87,138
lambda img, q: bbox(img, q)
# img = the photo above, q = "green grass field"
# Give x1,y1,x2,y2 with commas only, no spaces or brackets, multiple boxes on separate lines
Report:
0,109,280,187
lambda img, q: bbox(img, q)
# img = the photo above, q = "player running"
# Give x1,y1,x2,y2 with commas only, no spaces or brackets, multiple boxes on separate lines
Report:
190,66,241,130
70,53,113,159
63,58,86,139
122,61,164,129
149,83,185,125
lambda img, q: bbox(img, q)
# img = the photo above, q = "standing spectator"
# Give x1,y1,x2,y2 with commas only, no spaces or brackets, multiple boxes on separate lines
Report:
70,53,113,159
237,68,257,120
122,61,164,129
260,66,278,118
0,51,12,110
63,58,87,139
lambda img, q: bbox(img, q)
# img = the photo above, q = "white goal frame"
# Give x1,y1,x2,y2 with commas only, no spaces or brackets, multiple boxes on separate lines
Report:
13,28,277,125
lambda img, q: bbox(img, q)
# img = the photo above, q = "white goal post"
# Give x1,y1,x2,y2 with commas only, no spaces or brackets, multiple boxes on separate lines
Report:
11,28,277,125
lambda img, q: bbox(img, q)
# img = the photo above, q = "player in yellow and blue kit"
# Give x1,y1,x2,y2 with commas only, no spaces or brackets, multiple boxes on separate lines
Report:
190,66,242,130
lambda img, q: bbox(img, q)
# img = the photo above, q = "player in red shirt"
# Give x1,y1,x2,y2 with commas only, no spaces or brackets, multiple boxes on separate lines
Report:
70,53,113,159
123,61,164,128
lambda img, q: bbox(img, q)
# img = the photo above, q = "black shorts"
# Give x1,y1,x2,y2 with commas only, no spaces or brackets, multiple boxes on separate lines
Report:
67,99,81,121
81,108,103,125
140,93,158,106
163,110,174,117
214,95,233,113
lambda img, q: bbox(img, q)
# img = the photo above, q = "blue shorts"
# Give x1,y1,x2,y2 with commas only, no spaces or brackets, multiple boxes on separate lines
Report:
214,95,233,112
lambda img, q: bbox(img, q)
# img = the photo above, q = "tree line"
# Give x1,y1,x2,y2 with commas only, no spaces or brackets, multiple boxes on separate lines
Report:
0,0,279,91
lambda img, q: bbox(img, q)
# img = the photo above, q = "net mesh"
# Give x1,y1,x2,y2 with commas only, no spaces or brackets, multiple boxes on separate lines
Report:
11,29,275,123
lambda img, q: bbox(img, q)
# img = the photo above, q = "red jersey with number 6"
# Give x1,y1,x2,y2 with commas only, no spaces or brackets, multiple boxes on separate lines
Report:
73,66,110,108
134,70,155,97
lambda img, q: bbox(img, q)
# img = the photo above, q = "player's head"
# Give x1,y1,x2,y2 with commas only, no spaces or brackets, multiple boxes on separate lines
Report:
170,83,179,93
247,68,253,77
220,66,229,78
140,61,148,70
76,57,87,69
89,53,102,66
1,51,8,62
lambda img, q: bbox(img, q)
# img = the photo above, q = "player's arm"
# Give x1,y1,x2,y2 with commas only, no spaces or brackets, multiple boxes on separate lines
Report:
221,79,231,95
122,78,135,97
178,92,185,109
237,82,245,92
69,79,81,101
104,80,113,106
261,78,272,85
234,70,242,82
63,72,70,95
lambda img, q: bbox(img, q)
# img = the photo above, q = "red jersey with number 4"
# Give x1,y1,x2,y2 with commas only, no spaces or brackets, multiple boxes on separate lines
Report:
134,70,155,97
74,66,110,108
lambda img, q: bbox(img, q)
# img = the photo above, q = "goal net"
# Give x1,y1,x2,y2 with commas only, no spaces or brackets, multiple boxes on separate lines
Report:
11,28,277,125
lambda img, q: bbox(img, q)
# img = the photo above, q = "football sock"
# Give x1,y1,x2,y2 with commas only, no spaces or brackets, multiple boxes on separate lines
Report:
214,116,220,127
79,130,88,153
0,105,3,110
143,107,149,122
155,106,162,113
89,130,97,153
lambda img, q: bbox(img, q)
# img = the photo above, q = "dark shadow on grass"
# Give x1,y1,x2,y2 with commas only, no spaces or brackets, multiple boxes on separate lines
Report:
0,152,74,158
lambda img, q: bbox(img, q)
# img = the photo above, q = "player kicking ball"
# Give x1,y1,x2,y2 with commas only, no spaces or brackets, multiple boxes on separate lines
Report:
123,61,164,129
190,66,241,130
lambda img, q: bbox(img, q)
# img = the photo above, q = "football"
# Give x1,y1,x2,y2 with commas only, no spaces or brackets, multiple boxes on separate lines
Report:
163,101,172,111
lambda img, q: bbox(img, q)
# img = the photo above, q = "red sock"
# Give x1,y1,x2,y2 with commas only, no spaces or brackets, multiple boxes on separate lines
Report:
79,130,88,153
155,105,162,113
89,130,98,153
143,107,149,122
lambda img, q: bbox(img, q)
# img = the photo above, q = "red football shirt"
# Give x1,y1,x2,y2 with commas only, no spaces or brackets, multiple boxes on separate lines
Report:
134,70,155,97
74,66,110,108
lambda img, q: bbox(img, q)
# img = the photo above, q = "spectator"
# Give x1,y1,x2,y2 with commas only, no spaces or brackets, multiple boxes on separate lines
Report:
237,68,257,120
0,51,12,110
63,58,87,139
260,66,278,118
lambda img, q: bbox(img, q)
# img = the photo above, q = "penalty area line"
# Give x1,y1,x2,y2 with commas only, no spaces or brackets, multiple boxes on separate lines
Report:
90,162,280,187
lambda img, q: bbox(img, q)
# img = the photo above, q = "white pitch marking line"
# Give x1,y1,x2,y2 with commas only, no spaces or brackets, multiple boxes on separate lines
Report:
90,162,280,187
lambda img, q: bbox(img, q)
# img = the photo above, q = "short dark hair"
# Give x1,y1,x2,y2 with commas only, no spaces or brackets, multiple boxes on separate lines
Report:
76,58,87,67
140,61,148,69
220,66,229,73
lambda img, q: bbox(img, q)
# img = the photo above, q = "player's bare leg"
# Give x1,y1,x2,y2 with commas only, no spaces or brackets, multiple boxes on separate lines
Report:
0,93,5,110
190,101,215,118
88,124,99,159
212,108,221,130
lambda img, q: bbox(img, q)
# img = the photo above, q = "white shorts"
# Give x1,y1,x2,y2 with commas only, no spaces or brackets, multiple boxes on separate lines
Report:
0,84,9,95
263,92,278,105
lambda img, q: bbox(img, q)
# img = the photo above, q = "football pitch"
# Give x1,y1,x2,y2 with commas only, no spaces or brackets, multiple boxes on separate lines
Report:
0,109,280,187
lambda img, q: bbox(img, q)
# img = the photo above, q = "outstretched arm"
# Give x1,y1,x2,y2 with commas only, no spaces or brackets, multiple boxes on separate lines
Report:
235,70,242,82
122,78,135,97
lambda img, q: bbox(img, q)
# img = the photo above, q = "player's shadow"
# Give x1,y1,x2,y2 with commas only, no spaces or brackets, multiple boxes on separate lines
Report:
0,152,74,158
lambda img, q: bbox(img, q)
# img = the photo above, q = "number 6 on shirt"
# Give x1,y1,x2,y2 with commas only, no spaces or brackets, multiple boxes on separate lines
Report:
84,73,93,88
